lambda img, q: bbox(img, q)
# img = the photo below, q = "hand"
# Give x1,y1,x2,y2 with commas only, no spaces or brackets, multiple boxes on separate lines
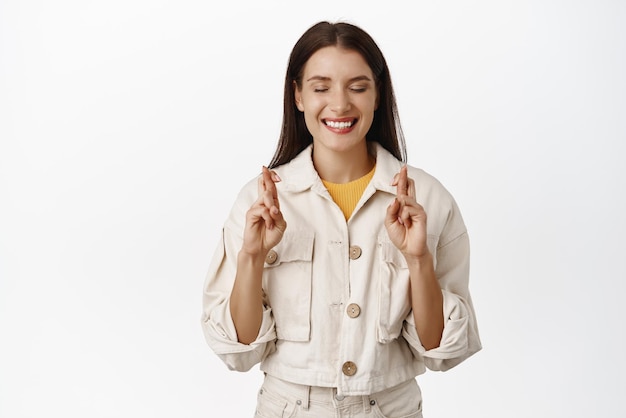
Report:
384,165,429,260
241,166,287,257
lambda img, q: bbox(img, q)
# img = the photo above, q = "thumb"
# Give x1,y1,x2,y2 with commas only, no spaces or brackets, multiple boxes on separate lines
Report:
270,206,287,233
385,198,400,227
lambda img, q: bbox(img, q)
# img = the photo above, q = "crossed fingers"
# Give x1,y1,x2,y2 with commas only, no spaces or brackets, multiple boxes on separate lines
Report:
390,165,418,227
256,166,282,229
392,165,415,199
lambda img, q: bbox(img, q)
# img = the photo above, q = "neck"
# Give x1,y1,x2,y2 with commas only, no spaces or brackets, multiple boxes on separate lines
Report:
313,142,374,184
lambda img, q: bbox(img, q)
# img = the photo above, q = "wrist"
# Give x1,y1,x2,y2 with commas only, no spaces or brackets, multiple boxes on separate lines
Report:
404,251,434,269
237,250,267,268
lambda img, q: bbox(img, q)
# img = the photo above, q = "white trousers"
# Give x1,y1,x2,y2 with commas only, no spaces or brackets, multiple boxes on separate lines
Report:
254,374,423,418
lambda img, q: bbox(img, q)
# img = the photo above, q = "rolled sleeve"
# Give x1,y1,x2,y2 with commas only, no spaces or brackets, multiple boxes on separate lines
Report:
402,220,482,371
202,298,276,372
200,196,278,371
402,289,481,371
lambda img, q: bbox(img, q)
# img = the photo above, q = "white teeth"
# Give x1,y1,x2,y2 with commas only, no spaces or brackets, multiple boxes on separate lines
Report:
326,120,353,129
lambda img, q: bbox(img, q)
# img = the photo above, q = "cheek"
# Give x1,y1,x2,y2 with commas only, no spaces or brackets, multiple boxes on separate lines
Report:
354,91,377,106
302,98,324,117
358,98,378,118
302,107,321,130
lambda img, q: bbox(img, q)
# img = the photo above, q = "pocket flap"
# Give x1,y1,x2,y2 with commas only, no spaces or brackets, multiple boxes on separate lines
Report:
266,231,314,266
380,240,408,268
380,234,439,268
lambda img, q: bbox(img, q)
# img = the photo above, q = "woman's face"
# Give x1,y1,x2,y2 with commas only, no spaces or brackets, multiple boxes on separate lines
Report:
295,46,378,156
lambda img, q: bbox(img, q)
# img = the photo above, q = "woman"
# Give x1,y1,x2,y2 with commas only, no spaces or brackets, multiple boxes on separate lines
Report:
201,21,481,417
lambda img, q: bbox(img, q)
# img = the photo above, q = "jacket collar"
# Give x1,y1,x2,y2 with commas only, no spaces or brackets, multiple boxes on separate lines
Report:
277,142,403,196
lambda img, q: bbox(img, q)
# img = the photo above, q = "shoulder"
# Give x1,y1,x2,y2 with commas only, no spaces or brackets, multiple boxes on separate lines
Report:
231,144,315,206
407,166,455,201
375,143,456,202
407,166,467,241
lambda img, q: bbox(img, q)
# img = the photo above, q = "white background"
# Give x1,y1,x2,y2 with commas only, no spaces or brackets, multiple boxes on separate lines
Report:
1,1,625,417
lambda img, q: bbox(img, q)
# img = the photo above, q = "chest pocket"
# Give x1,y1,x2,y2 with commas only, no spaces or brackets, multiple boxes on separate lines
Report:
376,234,439,343
262,231,314,342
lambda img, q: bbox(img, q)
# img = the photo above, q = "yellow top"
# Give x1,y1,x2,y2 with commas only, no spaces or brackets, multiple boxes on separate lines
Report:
322,165,376,220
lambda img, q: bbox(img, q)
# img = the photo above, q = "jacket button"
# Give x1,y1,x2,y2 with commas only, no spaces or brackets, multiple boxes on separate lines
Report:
265,250,278,265
346,303,361,318
349,245,362,260
342,361,357,376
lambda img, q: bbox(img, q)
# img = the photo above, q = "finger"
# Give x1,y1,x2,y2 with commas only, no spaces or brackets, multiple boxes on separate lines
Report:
390,172,399,187
262,166,280,209
408,177,416,200
248,205,274,230
270,170,281,183
385,197,401,226
259,167,274,210
397,195,421,210
398,195,427,225
262,211,274,230
256,174,273,209
399,203,414,228
269,205,287,233
396,165,409,197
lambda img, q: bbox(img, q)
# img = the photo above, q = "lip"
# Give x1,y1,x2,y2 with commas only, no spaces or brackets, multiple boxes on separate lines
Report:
323,117,358,133
325,117,356,123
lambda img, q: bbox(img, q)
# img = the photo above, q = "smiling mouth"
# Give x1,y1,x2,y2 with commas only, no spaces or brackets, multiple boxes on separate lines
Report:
324,119,357,129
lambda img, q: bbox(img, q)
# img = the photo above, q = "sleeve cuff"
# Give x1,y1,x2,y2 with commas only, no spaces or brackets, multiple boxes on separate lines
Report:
403,289,480,369
202,300,276,371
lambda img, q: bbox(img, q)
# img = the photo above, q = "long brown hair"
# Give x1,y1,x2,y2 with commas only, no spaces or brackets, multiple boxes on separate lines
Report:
268,21,407,169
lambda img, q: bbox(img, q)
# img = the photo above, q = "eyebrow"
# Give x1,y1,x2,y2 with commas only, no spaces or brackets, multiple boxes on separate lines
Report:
306,75,372,83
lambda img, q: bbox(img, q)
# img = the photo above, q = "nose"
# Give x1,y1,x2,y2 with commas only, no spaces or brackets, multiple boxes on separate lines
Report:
329,90,351,113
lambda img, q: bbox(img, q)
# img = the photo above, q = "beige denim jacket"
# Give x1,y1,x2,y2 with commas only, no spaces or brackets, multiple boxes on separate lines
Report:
201,143,481,396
